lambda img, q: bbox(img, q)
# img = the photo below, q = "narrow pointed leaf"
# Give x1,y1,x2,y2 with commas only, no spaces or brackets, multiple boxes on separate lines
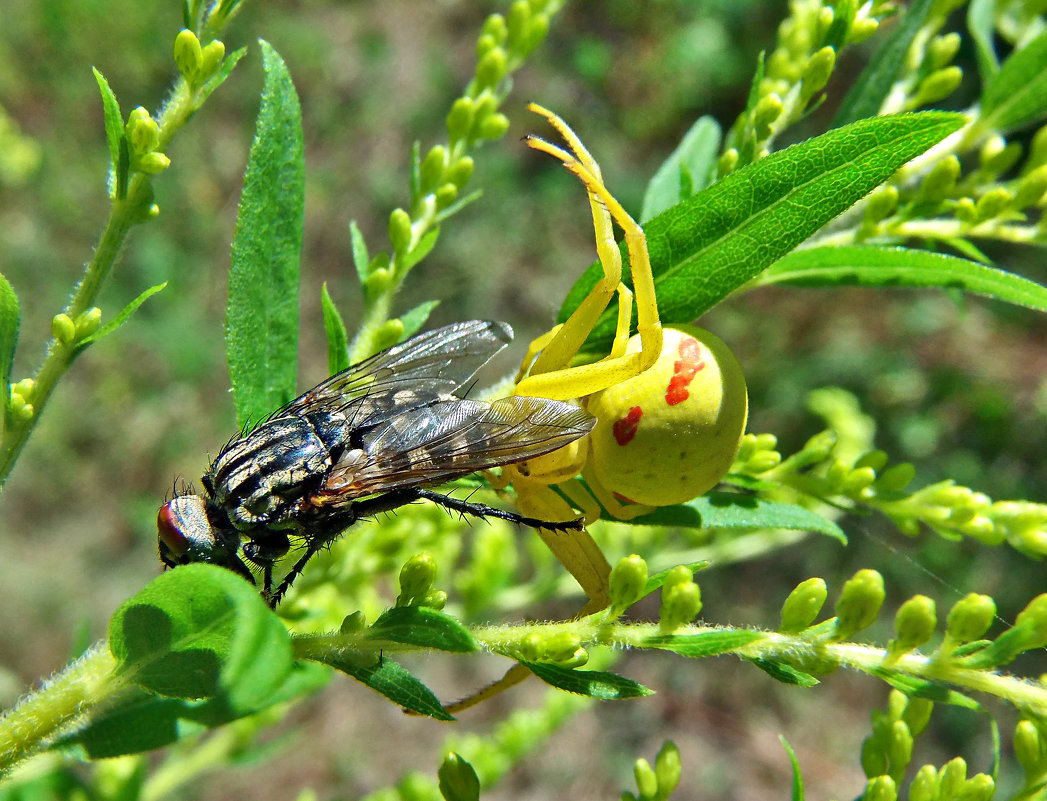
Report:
834,0,935,126
641,116,721,223
981,28,1047,132
624,492,846,543
226,40,304,428
399,300,440,338
316,652,453,720
0,272,19,433
199,45,247,105
367,606,477,653
645,630,764,657
74,282,167,354
92,67,125,198
781,736,807,801
760,246,1047,311
967,0,1000,81
320,282,350,374
748,657,820,687
643,561,708,597
520,662,652,699
559,113,966,353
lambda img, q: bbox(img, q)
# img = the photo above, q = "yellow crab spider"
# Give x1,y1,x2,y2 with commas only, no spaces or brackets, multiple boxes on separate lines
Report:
496,104,749,603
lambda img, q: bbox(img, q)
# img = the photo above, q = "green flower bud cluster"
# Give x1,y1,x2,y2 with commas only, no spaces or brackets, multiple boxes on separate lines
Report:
174,29,226,92
896,758,993,801
518,630,588,668
622,741,681,801
833,569,885,641
7,377,35,422
658,566,702,633
51,307,102,349
124,107,170,176
733,418,1047,559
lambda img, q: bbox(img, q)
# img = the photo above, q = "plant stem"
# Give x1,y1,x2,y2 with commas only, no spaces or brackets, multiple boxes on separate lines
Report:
0,643,124,772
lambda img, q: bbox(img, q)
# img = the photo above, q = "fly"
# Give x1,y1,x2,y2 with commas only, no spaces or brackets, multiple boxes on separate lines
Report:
157,320,595,606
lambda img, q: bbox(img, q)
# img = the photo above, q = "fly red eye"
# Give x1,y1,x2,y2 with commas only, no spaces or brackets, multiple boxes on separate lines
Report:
157,502,190,560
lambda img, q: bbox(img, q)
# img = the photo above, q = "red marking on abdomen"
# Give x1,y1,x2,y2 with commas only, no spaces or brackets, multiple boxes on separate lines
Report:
612,406,643,446
665,336,706,406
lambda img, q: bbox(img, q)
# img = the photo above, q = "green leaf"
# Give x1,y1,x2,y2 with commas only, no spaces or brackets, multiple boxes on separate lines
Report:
747,657,820,687
350,220,371,285
108,564,294,708
226,40,304,428
399,300,440,338
645,630,765,657
760,246,1047,311
781,736,806,801
74,282,167,355
58,661,328,758
967,0,1000,81
316,652,454,720
198,45,247,105
641,116,721,223
92,67,126,199
520,662,653,699
981,28,1047,132
401,228,440,273
0,272,19,433
872,669,984,709
627,492,846,543
558,113,966,352
367,606,477,653
834,0,935,127
320,282,350,375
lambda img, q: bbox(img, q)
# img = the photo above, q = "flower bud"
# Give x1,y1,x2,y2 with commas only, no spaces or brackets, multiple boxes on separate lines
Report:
419,145,447,194
476,47,507,89
974,187,1012,222
834,569,885,640
506,0,532,54
945,593,995,644
780,577,828,633
864,774,897,801
136,152,171,175
1015,164,1047,209
891,595,937,653
659,581,701,632
1014,593,1047,650
938,757,967,799
908,765,937,801
918,155,960,203
875,462,916,492
653,741,681,793
340,610,366,633
200,40,226,80
447,98,476,143
914,66,962,106
388,208,413,255
74,307,102,339
849,17,880,44
481,13,508,45
930,32,961,69
438,753,480,801
435,184,459,210
52,313,75,347
634,758,657,800
801,47,835,100
901,697,933,736
842,466,877,496
1014,719,1046,777
543,631,587,666
126,108,160,155
865,186,899,223
609,554,648,614
423,589,448,611
174,29,203,82
754,93,784,129
959,773,994,801
717,148,739,177
478,112,510,140
887,720,914,773
446,156,475,189
396,552,437,606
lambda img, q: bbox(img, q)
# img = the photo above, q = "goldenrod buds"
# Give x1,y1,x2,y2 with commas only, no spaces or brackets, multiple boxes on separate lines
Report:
888,595,937,659
608,554,648,615
388,208,413,255
396,552,437,607
174,29,225,89
780,577,828,633
51,313,75,347
945,593,995,645
659,566,702,632
834,569,885,640
124,107,170,176
438,753,480,801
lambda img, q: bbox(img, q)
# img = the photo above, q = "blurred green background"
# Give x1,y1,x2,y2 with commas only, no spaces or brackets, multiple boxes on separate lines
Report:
2,1,1046,799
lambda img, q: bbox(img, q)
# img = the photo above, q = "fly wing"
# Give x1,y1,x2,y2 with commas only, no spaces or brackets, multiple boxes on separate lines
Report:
319,395,595,498
277,320,513,424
